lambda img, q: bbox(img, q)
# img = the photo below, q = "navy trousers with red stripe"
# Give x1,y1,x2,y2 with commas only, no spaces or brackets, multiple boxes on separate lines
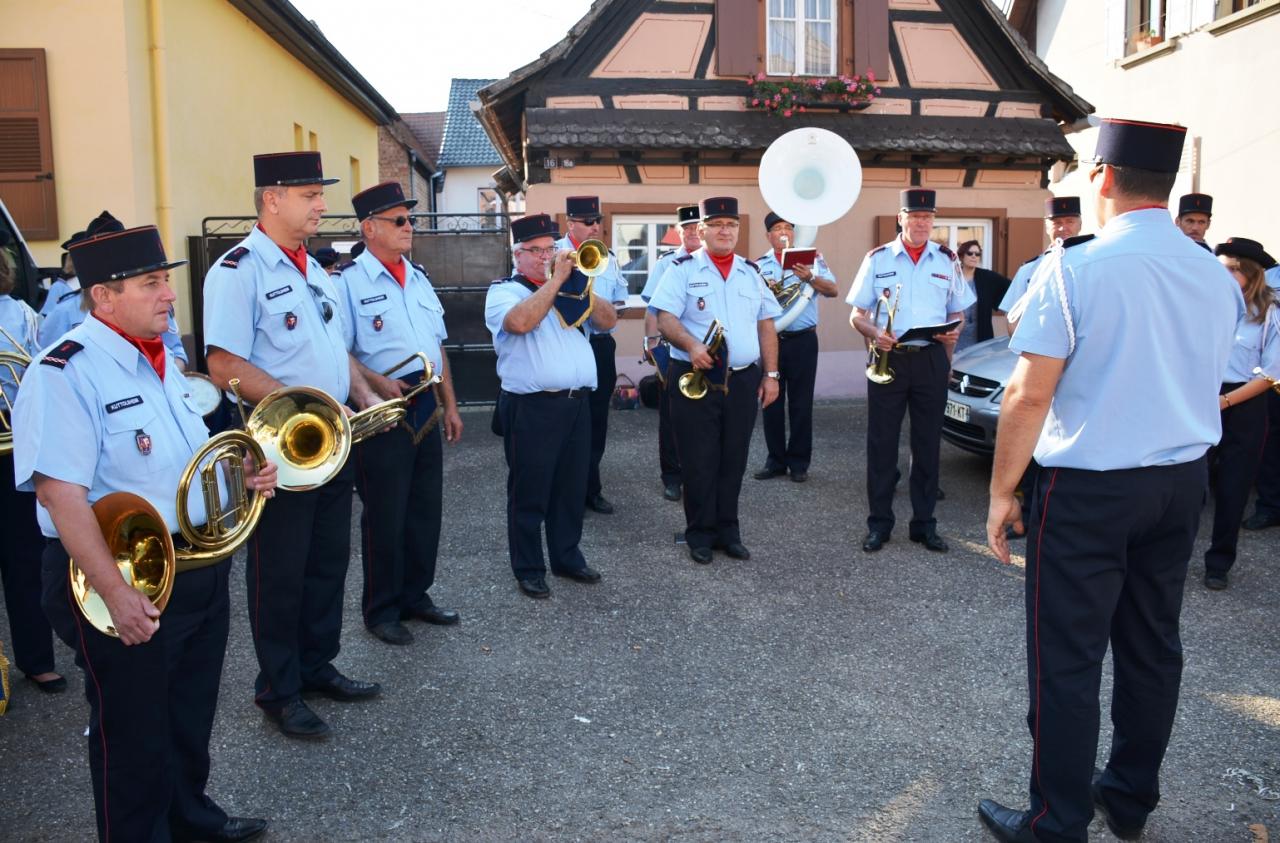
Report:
42,542,232,842
246,459,354,711
1022,458,1206,843
355,425,443,627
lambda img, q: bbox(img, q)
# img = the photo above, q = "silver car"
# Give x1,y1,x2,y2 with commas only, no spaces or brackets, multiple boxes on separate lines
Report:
942,336,1017,456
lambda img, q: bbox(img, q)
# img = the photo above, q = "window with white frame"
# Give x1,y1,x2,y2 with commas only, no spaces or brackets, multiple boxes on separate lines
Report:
612,215,682,295
766,0,836,77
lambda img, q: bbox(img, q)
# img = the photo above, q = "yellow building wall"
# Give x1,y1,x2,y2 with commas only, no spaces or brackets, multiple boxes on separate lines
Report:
1,0,381,329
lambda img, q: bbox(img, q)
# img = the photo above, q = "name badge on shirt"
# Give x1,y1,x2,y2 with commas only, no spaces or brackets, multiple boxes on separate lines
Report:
875,272,896,279
105,395,143,414
931,273,950,281
361,294,387,305
285,312,297,330
689,280,710,290
266,285,293,300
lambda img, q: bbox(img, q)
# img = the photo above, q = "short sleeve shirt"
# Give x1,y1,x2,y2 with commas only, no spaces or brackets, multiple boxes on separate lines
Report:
484,277,598,393
335,249,447,378
846,238,975,341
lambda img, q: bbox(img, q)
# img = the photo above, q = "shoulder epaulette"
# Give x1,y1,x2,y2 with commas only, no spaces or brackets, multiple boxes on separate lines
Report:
1195,240,1213,253
411,261,428,275
1023,253,1044,266
743,258,761,272
1062,233,1096,249
937,244,956,260
220,246,250,269
673,254,694,265
868,245,888,257
57,289,80,303
40,339,83,369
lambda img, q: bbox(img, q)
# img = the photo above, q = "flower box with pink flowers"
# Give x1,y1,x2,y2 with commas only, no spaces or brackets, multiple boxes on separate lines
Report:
747,71,880,117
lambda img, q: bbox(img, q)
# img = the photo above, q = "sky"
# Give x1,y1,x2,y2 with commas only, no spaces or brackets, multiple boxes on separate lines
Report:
289,0,596,114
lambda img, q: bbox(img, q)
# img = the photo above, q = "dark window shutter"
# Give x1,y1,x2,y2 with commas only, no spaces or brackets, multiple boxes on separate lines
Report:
715,0,761,77
852,0,891,80
0,49,57,240
875,214,899,247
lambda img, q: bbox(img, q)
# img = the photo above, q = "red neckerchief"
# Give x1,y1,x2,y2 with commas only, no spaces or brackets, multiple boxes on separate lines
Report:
773,250,784,265
902,238,926,264
518,273,545,288
380,256,406,288
569,235,582,250
94,314,165,381
257,223,309,276
708,250,736,280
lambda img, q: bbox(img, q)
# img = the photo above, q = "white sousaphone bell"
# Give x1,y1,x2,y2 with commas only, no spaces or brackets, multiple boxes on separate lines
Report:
758,127,862,331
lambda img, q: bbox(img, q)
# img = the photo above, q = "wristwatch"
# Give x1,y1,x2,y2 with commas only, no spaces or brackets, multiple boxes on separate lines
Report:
765,371,781,380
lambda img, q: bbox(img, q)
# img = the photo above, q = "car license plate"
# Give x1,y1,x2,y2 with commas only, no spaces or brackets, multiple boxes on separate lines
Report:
944,400,969,423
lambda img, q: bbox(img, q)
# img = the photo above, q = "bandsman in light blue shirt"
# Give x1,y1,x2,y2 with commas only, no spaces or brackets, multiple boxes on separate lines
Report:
1175,192,1214,252
997,196,1084,330
334,181,464,645
752,210,837,484
203,150,383,740
981,118,1243,843
640,204,702,502
847,188,972,555
554,196,627,515
651,196,781,565
485,212,616,600
12,225,274,842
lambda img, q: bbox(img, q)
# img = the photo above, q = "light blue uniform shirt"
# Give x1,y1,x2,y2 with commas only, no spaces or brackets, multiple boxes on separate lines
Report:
641,247,689,305
846,237,975,342
203,225,351,402
335,249,447,378
40,288,188,365
40,276,73,318
1,295,40,407
12,316,212,537
998,254,1042,314
1224,303,1280,384
1265,265,1280,293
649,248,783,368
755,249,835,332
1010,209,1243,470
485,276,598,394
554,235,626,337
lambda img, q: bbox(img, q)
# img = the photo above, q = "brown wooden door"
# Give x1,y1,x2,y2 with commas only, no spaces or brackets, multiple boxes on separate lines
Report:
0,49,57,241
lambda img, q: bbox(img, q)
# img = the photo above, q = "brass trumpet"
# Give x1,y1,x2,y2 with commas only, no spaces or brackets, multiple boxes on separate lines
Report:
865,284,902,385
1253,367,1280,395
349,352,442,444
678,321,726,400
567,239,610,277
0,323,32,457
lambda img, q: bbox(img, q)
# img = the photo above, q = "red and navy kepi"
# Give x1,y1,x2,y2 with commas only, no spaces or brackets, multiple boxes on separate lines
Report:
69,226,187,287
900,189,936,212
565,196,601,220
701,196,739,220
253,151,339,187
1216,237,1276,270
676,205,701,225
511,213,559,244
1045,196,1081,218
352,181,417,220
1093,118,1186,173
1179,193,1213,217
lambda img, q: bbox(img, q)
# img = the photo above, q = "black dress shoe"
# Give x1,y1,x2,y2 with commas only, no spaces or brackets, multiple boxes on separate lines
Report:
1243,510,1280,530
910,530,949,552
191,817,269,843
718,542,751,560
688,545,713,564
1092,769,1145,840
585,493,614,514
1204,571,1229,590
862,530,889,553
517,576,551,598
304,673,381,702
790,471,808,483
553,565,602,583
403,599,460,625
663,483,682,502
368,621,414,646
976,799,1036,842
27,674,68,694
263,699,330,739
753,466,786,480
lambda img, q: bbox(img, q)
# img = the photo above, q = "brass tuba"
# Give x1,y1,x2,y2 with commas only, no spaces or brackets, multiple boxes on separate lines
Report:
349,352,442,444
0,323,32,457
678,321,726,400
865,284,902,385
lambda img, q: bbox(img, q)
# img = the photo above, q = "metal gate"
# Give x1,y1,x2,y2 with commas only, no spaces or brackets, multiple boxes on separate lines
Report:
191,213,510,405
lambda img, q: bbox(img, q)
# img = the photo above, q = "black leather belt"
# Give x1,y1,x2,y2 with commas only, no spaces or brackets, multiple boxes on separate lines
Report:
778,327,815,339
528,388,593,399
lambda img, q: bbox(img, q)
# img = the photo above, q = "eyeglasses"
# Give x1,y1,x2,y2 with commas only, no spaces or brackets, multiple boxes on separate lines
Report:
519,246,557,257
371,214,412,227
704,221,740,231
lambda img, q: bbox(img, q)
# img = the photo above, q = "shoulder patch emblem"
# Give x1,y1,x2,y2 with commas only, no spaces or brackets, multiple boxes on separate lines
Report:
40,339,84,369
220,246,250,269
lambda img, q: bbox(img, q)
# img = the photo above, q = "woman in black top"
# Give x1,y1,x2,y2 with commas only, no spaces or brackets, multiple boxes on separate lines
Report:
956,239,1011,349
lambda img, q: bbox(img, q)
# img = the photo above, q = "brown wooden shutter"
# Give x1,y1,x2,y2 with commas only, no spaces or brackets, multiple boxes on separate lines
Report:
1005,217,1045,277
852,0,891,80
875,215,898,247
0,49,57,240
715,0,761,77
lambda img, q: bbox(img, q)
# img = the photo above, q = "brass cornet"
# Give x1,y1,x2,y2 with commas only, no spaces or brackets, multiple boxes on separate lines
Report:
678,321,726,400
568,239,610,277
349,352,443,443
865,284,902,385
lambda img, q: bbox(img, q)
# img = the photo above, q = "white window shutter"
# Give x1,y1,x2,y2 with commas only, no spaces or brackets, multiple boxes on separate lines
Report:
1166,0,1191,35
1191,0,1215,28
1104,0,1126,59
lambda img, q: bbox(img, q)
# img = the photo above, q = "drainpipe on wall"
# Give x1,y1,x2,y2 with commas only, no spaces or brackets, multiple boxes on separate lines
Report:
146,0,178,312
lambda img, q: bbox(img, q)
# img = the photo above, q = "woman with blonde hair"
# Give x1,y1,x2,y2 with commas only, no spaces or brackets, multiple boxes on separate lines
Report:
1205,237,1280,589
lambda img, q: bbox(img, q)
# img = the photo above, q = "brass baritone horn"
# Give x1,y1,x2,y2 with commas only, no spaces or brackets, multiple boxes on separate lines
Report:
349,352,443,444
865,283,902,385
0,323,32,457
240,381,351,492
678,321,726,400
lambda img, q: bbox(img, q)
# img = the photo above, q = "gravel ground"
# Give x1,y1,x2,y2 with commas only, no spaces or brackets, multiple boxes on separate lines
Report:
1,401,1277,842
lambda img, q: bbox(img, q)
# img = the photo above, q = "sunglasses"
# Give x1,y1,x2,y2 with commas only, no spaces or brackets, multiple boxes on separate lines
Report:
572,216,602,226
371,214,412,227
307,283,334,323
964,250,982,257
